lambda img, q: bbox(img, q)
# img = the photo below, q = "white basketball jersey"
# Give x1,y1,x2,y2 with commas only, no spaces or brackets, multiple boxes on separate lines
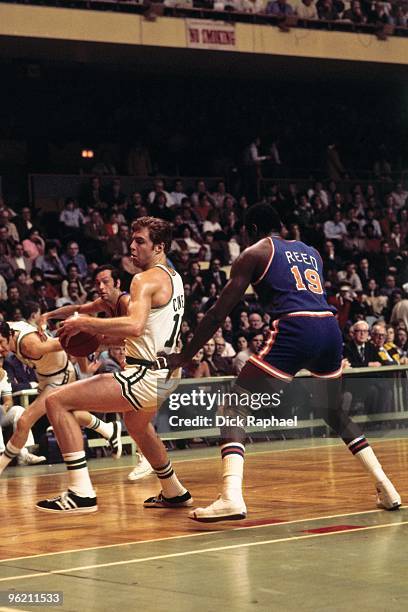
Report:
9,321,68,376
125,264,184,364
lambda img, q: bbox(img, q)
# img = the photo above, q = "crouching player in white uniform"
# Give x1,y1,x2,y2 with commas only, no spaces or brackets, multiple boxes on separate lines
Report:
0,320,122,475
36,216,191,514
0,359,45,466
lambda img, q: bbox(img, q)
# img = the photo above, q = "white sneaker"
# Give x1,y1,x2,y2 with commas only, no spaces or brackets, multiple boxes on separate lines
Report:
189,494,247,522
127,453,154,481
18,452,46,466
376,478,401,510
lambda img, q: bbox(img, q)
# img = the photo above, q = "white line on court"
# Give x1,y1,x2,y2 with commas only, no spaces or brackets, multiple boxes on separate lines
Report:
1,505,405,565
1,520,408,584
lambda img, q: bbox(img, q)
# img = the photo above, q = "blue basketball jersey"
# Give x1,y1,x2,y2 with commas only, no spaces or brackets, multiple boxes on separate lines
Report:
253,236,336,317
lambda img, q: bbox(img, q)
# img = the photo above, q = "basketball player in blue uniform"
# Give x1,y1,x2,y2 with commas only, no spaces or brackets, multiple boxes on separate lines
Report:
162,204,401,521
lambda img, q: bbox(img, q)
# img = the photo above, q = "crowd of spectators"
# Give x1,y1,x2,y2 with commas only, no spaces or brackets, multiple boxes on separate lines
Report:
0,170,408,394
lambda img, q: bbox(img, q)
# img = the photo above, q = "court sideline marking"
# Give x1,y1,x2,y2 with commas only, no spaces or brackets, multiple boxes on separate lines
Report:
1,520,407,584
1,505,405,564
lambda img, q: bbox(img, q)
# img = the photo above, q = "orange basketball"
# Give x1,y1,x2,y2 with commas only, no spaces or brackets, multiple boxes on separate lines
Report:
60,332,100,357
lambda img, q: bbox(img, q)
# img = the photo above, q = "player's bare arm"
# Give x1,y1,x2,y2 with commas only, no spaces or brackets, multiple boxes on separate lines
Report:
58,268,171,342
39,299,107,327
19,333,63,360
162,245,268,371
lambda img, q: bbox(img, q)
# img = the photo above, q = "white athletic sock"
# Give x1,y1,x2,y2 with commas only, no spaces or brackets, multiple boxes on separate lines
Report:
63,451,96,498
221,442,245,502
154,461,186,498
348,438,386,483
86,415,114,440
0,441,21,474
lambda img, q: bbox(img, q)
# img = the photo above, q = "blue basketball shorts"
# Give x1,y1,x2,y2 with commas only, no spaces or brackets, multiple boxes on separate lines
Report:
247,311,343,382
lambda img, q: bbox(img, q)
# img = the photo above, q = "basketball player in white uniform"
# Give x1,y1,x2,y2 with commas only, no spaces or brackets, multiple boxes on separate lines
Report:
36,216,191,514
0,320,122,475
0,356,44,466
40,264,155,481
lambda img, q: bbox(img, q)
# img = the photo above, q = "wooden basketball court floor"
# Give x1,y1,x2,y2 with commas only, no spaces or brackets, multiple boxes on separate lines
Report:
0,436,407,611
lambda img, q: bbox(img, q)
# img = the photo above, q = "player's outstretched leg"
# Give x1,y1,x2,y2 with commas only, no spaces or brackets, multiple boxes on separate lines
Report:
124,412,192,507
322,377,401,511
0,388,122,475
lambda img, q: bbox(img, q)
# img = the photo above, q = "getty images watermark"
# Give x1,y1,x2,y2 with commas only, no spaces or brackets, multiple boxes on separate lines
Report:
166,389,298,429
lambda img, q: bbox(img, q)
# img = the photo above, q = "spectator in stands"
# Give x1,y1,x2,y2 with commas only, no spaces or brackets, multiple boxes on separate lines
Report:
203,258,227,291
14,207,34,241
395,327,408,356
248,311,264,333
232,331,264,374
194,193,212,223
241,0,265,12
213,336,234,375
170,180,188,207
390,183,408,211
32,281,56,313
367,1,394,24
322,239,343,272
0,210,19,243
107,223,130,262
390,291,408,330
363,223,382,254
360,209,382,239
343,0,366,22
380,274,397,297
323,210,348,244
266,0,295,14
202,338,218,376
203,210,222,234
1,284,26,320
35,241,67,286
104,178,126,208
0,274,7,302
14,269,33,301
97,346,126,374
8,243,32,276
343,321,379,367
0,225,16,258
371,322,400,365
59,198,85,241
150,192,175,223
366,278,388,317
61,264,86,301
22,228,45,262
337,262,363,292
211,181,235,210
358,258,374,290
148,178,174,208
296,0,318,18
60,241,88,279
389,223,404,252
81,176,105,210
343,222,365,256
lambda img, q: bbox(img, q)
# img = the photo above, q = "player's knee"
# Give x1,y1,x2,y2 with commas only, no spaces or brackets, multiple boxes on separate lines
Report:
45,391,62,416
15,411,30,435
